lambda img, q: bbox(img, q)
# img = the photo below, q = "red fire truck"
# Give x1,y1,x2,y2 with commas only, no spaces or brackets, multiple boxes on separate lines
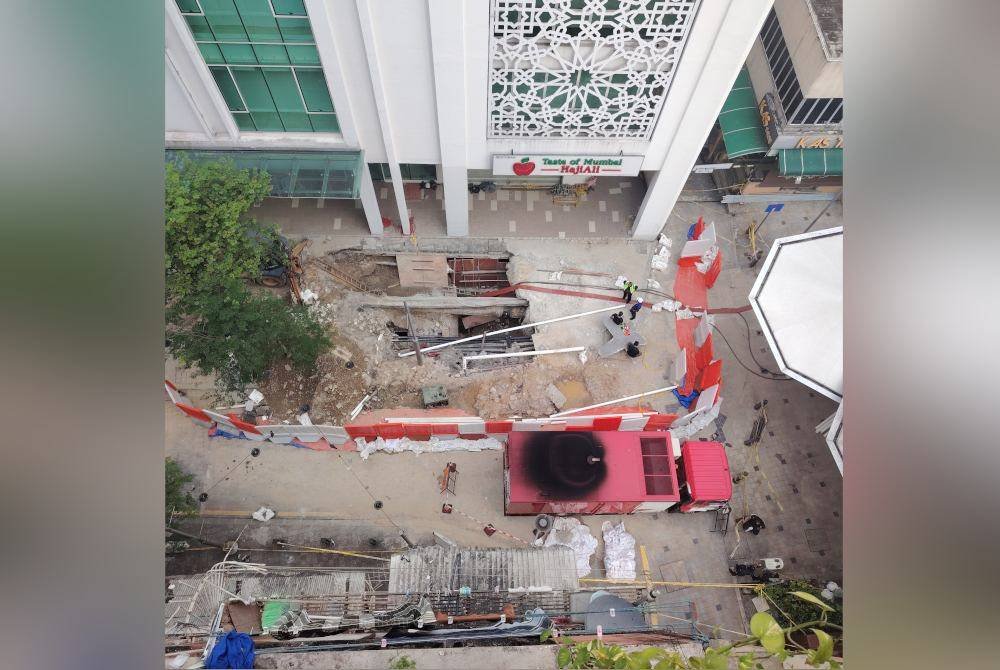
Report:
504,431,731,515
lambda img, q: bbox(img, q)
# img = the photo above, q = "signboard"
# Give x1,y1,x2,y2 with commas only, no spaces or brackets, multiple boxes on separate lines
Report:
693,163,733,173
758,93,780,146
760,92,843,155
492,154,644,177
765,203,784,213
770,133,844,154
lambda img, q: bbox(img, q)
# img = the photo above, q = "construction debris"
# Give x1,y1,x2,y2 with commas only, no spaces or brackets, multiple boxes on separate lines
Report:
546,383,567,410
252,507,276,522
462,347,585,371
398,304,622,358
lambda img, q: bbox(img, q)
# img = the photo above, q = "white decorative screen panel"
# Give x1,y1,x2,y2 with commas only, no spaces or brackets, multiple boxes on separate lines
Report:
489,0,701,139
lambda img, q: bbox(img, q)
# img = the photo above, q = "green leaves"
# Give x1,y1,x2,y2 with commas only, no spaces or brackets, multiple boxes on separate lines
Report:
806,628,835,667
763,581,842,627
556,645,573,668
625,648,668,669
687,648,729,670
168,277,329,392
750,612,786,654
791,591,834,613
165,458,197,520
540,629,554,643
165,159,273,303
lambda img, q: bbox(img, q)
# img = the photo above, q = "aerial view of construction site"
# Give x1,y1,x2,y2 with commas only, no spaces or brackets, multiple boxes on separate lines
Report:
163,2,844,668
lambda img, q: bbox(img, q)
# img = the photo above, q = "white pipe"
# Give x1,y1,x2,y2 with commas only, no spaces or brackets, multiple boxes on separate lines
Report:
349,394,371,421
550,385,679,418
399,304,623,358
462,347,585,370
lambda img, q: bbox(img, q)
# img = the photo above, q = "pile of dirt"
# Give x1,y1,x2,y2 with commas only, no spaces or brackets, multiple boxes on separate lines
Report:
309,333,369,424
256,359,319,419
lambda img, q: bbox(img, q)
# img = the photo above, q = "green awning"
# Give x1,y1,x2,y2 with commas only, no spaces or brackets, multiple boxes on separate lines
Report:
778,148,844,177
166,149,363,199
717,68,768,159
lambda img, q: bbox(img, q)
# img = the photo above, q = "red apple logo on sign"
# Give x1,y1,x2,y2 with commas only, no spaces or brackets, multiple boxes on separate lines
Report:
512,157,535,176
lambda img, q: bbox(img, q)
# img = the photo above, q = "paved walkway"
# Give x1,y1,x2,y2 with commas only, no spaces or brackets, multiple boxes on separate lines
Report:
254,176,647,239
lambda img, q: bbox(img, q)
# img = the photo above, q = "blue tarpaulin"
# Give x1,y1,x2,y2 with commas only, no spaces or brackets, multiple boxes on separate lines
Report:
206,631,255,669
208,426,246,440
673,388,700,409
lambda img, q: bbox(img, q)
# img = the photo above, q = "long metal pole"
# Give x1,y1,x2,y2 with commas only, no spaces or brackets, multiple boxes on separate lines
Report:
398,304,624,358
403,301,423,365
802,194,840,234
550,385,678,418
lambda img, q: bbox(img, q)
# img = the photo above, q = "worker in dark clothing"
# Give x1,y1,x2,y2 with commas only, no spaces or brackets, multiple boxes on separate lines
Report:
740,514,766,535
611,311,624,326
729,563,756,577
622,280,637,303
629,298,644,320
626,341,641,358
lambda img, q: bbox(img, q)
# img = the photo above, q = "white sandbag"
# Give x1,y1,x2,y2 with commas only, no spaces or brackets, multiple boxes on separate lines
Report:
544,517,598,577
601,521,636,580
354,435,503,460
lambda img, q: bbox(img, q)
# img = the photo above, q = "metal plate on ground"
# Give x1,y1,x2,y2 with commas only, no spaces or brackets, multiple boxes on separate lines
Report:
805,528,831,552
396,253,450,288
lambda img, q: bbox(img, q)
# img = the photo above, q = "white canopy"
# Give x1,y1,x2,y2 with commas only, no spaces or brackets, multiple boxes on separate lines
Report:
749,227,843,401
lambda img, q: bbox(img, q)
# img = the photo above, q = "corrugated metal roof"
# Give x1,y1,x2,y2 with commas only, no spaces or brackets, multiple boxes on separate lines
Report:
681,441,732,501
389,546,579,595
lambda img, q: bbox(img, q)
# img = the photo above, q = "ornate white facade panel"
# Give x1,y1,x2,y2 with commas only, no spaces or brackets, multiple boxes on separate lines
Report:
489,0,701,139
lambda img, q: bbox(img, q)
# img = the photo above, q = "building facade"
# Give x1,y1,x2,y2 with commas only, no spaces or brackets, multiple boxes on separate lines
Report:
708,1,842,187
166,0,774,239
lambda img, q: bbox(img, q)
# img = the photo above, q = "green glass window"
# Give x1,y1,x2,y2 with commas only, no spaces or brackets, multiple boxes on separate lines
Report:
369,163,438,182
175,0,338,133
166,149,364,199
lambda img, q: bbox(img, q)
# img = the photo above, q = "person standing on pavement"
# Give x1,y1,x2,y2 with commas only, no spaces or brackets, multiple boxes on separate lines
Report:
622,279,637,303
629,297,644,320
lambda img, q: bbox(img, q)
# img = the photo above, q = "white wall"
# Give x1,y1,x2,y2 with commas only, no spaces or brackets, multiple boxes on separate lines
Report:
631,0,774,239
165,0,776,238
165,60,209,135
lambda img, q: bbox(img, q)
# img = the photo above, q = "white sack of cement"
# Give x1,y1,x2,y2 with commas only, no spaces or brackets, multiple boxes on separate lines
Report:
614,275,627,289
252,507,275,522
300,288,319,304
601,521,637,580
355,435,503,460
658,234,673,248
544,517,598,577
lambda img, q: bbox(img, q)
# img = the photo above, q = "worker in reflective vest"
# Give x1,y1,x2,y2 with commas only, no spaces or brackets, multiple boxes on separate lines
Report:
622,280,637,303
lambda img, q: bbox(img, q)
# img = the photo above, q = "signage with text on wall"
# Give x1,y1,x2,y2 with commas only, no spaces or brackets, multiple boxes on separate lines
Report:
492,154,644,177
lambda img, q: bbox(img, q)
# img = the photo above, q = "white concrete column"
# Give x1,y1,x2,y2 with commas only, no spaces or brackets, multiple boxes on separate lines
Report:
359,167,384,237
307,0,385,234
354,0,411,234
165,0,238,139
428,0,469,237
631,0,772,240
305,0,361,147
